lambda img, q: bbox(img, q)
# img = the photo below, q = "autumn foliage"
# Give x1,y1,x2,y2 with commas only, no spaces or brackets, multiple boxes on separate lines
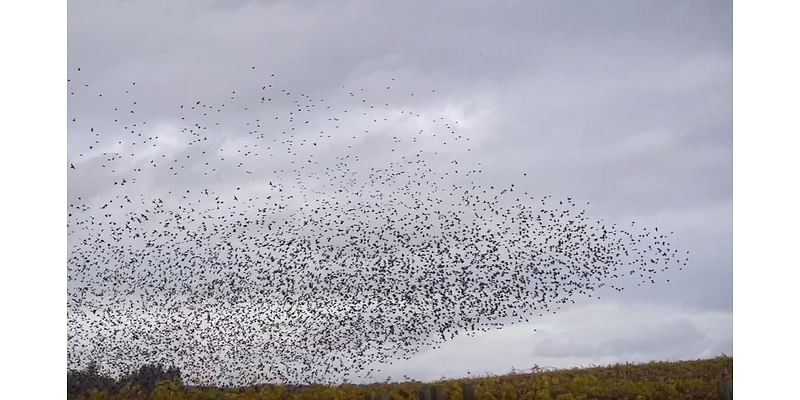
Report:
69,356,732,400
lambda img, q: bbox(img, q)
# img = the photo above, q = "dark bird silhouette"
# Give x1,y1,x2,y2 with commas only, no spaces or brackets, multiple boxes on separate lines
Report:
66,65,687,386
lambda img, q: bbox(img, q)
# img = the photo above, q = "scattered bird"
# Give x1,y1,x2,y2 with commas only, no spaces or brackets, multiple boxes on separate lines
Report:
66,66,687,386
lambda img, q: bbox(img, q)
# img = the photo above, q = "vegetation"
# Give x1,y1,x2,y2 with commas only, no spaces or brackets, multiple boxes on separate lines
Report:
69,356,732,400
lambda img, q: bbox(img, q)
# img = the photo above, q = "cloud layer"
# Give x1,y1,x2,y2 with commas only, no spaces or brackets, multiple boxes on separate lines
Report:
68,0,732,383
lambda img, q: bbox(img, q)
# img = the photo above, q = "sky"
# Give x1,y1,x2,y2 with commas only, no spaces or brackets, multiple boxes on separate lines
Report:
67,0,732,383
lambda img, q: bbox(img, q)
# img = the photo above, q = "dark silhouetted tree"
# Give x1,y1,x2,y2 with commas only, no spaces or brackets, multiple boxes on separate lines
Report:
67,361,116,400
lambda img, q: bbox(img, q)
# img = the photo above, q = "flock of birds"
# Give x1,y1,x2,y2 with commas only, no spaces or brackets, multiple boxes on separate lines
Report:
67,66,688,385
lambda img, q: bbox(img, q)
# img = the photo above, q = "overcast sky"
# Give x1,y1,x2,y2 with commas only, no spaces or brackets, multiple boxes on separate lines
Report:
68,0,732,383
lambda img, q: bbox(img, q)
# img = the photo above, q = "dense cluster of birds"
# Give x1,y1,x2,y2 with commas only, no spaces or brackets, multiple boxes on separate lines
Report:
67,66,688,385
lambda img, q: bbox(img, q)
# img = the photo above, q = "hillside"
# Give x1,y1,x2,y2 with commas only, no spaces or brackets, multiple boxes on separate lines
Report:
71,356,733,400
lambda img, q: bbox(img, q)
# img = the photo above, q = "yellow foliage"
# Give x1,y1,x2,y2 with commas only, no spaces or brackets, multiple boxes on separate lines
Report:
69,356,732,400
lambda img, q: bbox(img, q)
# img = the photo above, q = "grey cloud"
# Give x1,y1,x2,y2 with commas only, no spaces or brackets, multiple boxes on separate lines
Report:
68,0,731,382
372,301,731,382
535,318,709,359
